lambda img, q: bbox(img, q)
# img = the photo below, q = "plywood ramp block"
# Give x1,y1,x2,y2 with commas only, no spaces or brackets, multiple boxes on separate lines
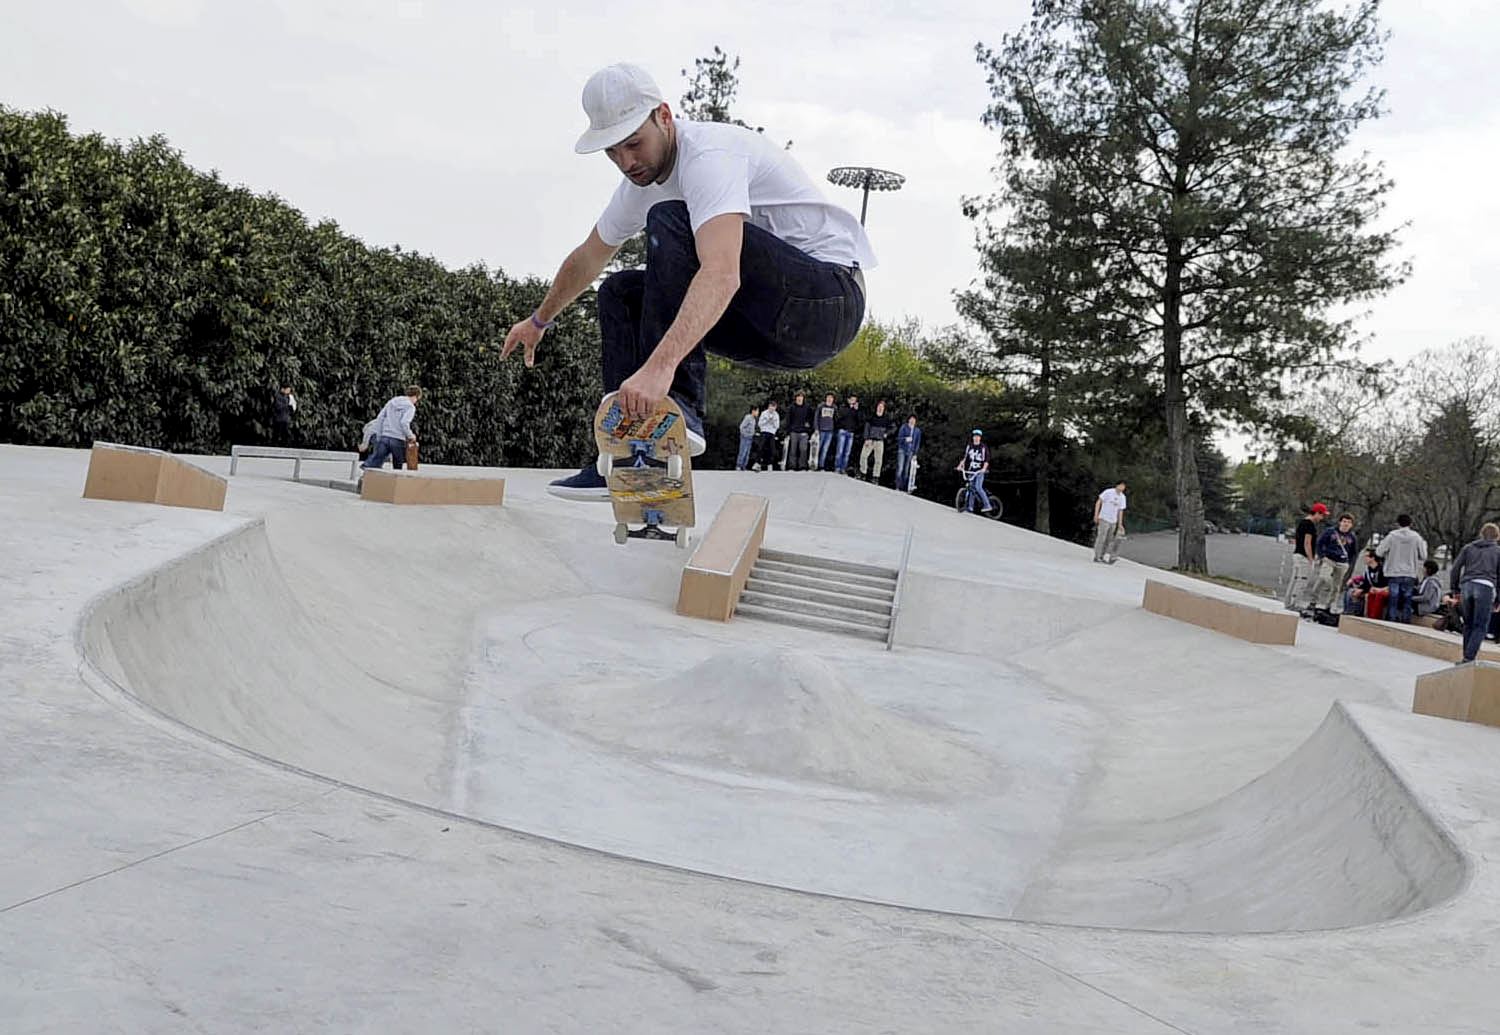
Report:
82,442,227,512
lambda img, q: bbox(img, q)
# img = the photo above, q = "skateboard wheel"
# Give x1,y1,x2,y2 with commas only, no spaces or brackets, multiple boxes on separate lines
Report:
675,527,691,550
666,455,684,480
613,522,629,545
597,452,613,478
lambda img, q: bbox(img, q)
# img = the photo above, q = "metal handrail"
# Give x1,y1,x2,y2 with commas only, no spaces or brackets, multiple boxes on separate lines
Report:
886,524,915,651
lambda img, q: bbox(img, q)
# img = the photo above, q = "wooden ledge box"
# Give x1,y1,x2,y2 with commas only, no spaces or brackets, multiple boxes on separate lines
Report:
678,493,770,621
360,469,505,506
1414,661,1500,728
1141,578,1297,646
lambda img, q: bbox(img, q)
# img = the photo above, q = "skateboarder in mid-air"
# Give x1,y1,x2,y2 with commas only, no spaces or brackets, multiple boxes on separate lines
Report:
498,62,875,500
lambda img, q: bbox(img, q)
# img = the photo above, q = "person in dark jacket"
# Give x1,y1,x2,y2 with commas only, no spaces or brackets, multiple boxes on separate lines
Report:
895,415,922,492
1304,513,1357,617
1343,548,1388,618
812,393,837,471
858,400,894,482
834,396,861,474
784,391,815,471
1448,523,1500,662
271,385,297,445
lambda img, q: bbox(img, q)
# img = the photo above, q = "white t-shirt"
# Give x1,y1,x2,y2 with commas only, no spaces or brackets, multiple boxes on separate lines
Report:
595,120,878,269
1098,488,1127,524
758,409,780,434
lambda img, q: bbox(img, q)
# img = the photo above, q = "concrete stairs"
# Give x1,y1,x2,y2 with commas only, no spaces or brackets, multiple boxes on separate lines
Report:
735,547,897,643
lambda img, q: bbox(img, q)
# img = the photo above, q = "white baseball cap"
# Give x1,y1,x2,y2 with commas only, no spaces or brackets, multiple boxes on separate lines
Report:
575,63,663,154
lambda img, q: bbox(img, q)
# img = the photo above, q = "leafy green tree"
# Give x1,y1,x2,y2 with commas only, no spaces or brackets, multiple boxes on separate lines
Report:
958,170,1130,533
975,0,1405,571
0,106,600,465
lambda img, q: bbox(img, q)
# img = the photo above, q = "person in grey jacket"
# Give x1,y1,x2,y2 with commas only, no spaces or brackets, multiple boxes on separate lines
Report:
1376,514,1428,623
736,405,760,470
1415,559,1444,617
1448,523,1500,662
362,386,421,470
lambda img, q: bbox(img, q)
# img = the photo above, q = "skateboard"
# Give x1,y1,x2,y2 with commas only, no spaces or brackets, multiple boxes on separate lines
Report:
405,441,419,470
592,391,695,549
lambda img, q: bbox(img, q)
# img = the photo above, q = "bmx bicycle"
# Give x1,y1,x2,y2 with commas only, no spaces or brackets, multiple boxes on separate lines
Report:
954,477,1003,520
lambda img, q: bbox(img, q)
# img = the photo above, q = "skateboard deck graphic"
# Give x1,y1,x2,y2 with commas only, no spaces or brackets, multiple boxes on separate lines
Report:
592,392,695,548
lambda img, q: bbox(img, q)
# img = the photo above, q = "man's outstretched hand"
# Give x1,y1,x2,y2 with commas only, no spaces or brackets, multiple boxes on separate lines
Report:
500,317,545,367
618,362,674,421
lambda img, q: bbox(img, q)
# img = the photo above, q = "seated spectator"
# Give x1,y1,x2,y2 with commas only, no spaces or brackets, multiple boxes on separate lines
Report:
1344,548,1388,618
1415,559,1445,617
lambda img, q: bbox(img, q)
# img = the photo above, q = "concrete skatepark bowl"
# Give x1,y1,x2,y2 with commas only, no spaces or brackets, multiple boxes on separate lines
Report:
8,447,1500,1032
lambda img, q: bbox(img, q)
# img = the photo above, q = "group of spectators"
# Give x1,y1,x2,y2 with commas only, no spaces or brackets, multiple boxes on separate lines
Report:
737,392,924,492
1285,502,1500,662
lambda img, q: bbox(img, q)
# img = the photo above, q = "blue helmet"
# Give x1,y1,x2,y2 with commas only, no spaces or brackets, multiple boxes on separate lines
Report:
971,428,983,436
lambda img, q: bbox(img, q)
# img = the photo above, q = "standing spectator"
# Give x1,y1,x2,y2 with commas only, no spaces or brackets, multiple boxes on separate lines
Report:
812,393,837,471
271,385,298,446
1376,513,1428,623
362,386,421,470
1304,512,1358,618
736,404,760,470
755,400,780,471
1415,559,1445,618
785,391,814,471
895,415,923,492
955,429,993,514
1092,480,1128,564
834,395,861,474
1448,522,1500,663
858,400,894,482
1284,503,1328,610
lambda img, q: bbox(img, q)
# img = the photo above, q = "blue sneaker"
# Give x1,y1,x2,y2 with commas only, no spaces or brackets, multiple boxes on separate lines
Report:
548,463,610,501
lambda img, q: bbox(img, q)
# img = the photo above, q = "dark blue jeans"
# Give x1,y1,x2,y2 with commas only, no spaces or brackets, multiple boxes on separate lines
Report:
596,201,865,425
966,471,991,512
1387,576,1416,623
1460,581,1495,661
817,430,834,469
362,436,407,470
834,430,854,471
896,448,915,490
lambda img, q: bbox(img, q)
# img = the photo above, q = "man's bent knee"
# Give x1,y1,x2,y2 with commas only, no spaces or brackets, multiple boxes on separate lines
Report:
645,200,693,240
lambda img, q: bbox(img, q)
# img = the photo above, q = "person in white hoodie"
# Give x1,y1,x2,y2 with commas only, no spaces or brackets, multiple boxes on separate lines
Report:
1375,513,1428,623
362,386,421,470
754,400,780,471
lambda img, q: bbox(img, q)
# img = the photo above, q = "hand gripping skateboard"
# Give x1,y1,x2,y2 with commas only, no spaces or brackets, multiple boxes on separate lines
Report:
592,391,695,549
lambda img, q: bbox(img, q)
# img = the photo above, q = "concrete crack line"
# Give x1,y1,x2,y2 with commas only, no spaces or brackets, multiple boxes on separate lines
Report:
954,920,1198,1035
0,787,341,916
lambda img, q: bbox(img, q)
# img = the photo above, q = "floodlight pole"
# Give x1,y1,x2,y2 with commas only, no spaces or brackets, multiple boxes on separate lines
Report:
826,166,907,227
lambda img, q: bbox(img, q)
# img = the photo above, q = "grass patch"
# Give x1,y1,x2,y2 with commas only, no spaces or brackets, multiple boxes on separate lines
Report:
1170,568,1275,597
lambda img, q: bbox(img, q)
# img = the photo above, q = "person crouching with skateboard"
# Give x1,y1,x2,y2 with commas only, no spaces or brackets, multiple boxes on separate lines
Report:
499,62,874,499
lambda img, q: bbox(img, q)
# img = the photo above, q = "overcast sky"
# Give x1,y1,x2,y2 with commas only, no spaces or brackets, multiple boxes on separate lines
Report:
4,0,1497,372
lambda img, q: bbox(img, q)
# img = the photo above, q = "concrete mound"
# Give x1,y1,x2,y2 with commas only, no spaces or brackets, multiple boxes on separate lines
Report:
541,648,992,796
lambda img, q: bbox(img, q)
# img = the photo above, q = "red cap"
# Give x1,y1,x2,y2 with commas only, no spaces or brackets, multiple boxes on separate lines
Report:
1311,503,1329,515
